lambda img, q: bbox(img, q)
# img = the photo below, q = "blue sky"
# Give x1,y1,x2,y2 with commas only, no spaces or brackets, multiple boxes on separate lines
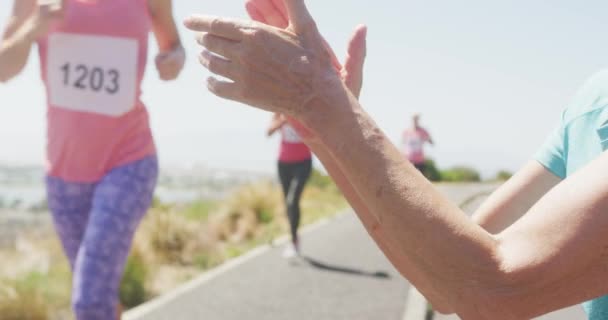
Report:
1,0,608,177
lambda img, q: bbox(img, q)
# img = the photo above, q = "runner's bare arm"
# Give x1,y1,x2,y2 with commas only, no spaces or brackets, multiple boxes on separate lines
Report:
148,0,184,81
472,161,561,233
184,1,608,317
267,113,287,137
0,0,43,82
426,132,434,145
148,0,181,52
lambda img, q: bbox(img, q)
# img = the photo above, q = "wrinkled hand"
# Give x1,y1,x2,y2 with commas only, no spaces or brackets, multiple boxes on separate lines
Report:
184,0,345,117
155,46,186,81
245,0,367,98
29,0,65,39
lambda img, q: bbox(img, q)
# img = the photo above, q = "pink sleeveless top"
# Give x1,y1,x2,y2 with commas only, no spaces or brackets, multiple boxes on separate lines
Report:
38,0,155,182
279,123,312,163
403,127,430,164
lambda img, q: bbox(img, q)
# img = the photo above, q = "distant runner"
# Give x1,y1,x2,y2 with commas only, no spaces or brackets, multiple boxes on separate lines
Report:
267,113,312,258
402,113,434,173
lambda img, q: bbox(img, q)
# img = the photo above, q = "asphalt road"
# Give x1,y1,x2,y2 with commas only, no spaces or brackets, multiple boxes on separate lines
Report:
127,183,556,320
126,212,410,320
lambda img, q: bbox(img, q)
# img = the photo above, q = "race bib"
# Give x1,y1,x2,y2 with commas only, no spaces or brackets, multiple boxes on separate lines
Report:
47,33,138,116
282,124,302,143
406,138,423,153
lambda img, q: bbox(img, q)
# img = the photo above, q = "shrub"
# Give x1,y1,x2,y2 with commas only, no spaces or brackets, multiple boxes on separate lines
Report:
0,274,50,320
420,159,442,182
138,209,197,264
214,182,282,243
181,200,216,221
308,169,335,190
193,251,223,270
120,248,149,308
440,166,481,182
496,170,513,181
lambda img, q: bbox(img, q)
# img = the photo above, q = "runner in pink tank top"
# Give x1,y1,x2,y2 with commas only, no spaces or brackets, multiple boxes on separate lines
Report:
402,113,434,173
267,113,312,258
1,0,185,318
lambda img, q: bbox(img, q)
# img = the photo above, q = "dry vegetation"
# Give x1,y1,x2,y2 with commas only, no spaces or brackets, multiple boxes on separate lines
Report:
0,173,347,318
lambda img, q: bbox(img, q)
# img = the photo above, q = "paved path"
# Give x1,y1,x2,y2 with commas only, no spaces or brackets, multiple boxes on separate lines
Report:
126,213,410,320
433,299,586,320
128,182,583,320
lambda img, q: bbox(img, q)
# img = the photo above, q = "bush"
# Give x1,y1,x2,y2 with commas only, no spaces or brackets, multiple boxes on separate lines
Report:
120,249,148,308
139,209,197,263
0,274,50,320
440,167,481,182
308,169,335,190
496,170,513,181
193,252,223,270
181,200,216,221
420,159,442,182
214,182,282,243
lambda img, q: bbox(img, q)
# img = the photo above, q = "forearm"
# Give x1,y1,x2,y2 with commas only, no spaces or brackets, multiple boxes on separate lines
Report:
0,20,36,82
304,136,454,313
268,119,286,136
152,25,181,53
300,90,505,317
148,0,181,53
493,153,608,317
472,161,560,233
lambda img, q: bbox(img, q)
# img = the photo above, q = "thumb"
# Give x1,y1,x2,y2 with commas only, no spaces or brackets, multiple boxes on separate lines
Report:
284,0,316,34
343,25,367,98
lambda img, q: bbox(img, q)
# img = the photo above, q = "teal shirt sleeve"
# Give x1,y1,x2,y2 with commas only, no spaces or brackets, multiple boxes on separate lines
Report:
535,113,567,179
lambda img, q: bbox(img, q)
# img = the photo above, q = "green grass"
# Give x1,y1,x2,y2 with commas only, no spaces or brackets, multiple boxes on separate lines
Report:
180,200,217,221
120,249,149,308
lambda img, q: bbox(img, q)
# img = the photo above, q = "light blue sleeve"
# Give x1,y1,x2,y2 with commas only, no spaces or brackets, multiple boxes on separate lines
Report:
535,70,608,179
534,113,567,179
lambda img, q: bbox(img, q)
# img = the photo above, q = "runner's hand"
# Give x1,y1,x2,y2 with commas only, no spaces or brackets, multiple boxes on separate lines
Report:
29,0,65,39
155,45,185,81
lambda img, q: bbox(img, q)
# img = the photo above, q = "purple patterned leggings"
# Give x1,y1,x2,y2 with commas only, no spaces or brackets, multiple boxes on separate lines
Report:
46,156,158,320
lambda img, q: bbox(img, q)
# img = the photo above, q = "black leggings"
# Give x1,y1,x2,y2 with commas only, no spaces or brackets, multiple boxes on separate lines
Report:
278,158,312,243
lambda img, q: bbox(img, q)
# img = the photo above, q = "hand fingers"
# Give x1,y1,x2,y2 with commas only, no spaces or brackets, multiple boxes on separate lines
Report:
271,0,288,18
198,50,239,81
246,0,287,28
245,1,268,23
207,76,241,101
284,0,317,34
347,25,367,63
196,33,240,60
343,25,368,98
184,15,244,41
321,37,342,71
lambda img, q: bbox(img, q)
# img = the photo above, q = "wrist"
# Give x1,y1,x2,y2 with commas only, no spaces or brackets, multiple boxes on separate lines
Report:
160,42,184,55
22,19,43,43
298,80,359,141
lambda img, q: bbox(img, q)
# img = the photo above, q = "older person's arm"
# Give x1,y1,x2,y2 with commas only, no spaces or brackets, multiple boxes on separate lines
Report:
243,0,453,312
184,1,608,318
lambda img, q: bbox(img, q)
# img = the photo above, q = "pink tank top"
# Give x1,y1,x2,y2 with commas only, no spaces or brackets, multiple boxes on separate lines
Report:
403,128,430,164
279,123,312,163
38,0,155,182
